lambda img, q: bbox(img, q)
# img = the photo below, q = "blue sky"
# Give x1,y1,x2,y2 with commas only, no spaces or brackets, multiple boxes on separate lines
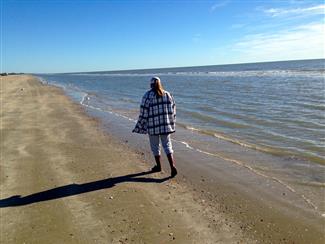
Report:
1,0,324,73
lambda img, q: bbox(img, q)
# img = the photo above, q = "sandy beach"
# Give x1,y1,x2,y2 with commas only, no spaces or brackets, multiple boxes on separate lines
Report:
1,75,248,243
1,75,324,243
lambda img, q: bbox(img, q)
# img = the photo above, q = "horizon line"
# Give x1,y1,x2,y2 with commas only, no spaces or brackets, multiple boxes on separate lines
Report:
32,58,325,75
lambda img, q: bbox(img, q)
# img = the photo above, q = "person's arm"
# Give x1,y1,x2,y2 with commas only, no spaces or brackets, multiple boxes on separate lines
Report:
132,94,149,134
171,93,176,122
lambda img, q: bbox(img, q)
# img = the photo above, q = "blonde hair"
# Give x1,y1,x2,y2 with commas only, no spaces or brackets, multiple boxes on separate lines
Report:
151,77,164,97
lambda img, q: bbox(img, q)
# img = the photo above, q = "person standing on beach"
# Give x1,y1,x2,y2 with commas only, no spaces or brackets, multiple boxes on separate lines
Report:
133,77,177,177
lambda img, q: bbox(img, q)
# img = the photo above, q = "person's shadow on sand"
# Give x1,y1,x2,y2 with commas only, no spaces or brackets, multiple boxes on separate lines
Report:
0,170,172,208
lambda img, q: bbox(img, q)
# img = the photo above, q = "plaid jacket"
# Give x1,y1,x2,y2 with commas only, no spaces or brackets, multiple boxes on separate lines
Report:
133,89,176,135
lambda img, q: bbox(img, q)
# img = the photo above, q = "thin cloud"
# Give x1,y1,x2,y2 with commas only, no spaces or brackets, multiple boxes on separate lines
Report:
232,22,325,62
263,4,325,17
210,0,230,12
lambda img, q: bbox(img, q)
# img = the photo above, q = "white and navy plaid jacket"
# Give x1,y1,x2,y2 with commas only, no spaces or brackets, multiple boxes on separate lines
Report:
133,89,176,135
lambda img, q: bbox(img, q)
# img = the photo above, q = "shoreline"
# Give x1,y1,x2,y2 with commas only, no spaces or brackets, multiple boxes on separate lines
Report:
36,71,325,216
66,77,325,242
93,107,325,243
0,75,247,243
1,75,324,243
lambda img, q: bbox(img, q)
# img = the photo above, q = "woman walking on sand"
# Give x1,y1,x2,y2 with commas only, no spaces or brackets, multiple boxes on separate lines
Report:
133,77,177,177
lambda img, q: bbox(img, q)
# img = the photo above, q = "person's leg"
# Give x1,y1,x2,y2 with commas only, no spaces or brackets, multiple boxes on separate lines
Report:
167,153,177,177
161,134,177,177
149,135,161,171
152,154,161,172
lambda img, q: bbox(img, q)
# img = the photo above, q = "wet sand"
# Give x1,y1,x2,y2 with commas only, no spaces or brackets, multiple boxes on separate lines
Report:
1,75,324,243
86,96,325,243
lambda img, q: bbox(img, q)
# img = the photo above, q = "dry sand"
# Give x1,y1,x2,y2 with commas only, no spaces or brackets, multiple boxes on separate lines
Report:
0,75,248,243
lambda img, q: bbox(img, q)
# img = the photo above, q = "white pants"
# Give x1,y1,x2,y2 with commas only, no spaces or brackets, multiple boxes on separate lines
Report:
149,134,173,156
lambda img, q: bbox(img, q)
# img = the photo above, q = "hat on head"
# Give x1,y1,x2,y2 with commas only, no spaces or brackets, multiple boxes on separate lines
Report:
150,76,160,85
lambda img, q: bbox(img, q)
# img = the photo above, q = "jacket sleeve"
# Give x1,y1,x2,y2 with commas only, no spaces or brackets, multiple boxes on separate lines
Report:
132,94,150,134
171,93,176,122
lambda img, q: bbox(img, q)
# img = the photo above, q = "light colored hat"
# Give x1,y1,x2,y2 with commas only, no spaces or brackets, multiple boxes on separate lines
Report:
151,76,161,85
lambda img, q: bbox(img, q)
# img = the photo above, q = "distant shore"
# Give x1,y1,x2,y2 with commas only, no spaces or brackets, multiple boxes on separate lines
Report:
1,75,324,243
1,72,25,76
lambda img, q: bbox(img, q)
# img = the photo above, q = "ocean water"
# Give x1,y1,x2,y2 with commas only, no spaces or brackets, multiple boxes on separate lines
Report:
37,59,325,214
38,59,325,164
